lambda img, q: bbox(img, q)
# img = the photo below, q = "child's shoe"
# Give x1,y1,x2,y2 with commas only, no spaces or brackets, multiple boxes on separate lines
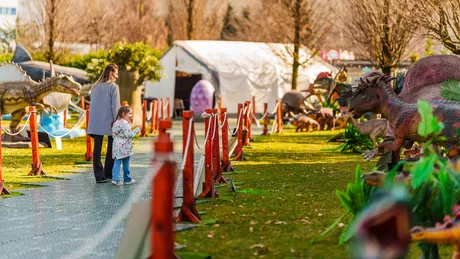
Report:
124,179,136,185
112,181,123,186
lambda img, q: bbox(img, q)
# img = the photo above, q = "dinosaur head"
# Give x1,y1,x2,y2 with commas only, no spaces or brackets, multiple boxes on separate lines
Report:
51,74,82,96
352,187,411,259
348,73,395,118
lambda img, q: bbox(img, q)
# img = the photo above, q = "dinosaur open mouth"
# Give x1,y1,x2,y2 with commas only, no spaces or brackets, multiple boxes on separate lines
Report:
357,203,410,257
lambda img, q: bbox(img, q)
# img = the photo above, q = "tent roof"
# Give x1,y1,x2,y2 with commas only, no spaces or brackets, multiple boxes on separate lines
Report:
171,40,338,77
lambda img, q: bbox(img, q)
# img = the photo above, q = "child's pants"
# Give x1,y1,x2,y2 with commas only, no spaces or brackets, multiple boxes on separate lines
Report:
112,156,132,182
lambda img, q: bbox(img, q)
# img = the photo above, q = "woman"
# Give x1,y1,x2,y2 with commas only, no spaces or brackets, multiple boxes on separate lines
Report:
88,64,120,183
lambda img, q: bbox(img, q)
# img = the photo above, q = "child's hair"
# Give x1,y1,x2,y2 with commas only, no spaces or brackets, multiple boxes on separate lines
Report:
116,105,132,119
112,106,132,127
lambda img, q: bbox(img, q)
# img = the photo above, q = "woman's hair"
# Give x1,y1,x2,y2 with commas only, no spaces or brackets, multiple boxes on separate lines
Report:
112,105,132,127
90,63,118,93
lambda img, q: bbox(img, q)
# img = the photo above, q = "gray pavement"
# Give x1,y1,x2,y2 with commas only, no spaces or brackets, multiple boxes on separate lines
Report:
0,121,213,259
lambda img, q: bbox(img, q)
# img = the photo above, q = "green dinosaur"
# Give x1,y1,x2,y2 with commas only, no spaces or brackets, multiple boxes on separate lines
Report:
0,63,81,141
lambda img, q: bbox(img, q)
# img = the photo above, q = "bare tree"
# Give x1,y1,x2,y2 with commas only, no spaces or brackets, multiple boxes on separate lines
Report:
251,0,332,90
167,0,228,42
403,0,460,54
340,0,418,74
23,0,78,61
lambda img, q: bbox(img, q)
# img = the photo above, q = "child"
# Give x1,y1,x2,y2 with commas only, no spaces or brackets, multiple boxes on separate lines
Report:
111,106,140,186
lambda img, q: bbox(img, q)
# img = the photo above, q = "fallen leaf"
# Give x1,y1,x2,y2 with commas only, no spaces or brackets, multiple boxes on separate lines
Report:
303,202,308,205
265,220,272,224
301,219,311,224
318,213,323,217
330,171,334,174
338,223,345,228
207,231,215,239
250,244,265,249
250,220,257,225
275,220,287,225
213,224,220,227
290,248,295,253
249,227,254,233
296,193,302,197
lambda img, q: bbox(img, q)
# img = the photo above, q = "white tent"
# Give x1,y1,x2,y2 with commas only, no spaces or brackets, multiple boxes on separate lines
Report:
144,40,338,113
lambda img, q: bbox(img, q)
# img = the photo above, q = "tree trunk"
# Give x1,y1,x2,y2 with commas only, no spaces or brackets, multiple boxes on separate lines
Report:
117,69,143,127
47,0,56,62
291,0,301,91
187,0,194,40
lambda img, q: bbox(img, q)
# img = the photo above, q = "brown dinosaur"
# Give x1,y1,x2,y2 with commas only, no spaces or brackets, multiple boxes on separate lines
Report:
348,115,388,146
289,113,320,132
349,74,460,157
307,107,335,130
410,205,460,259
1,72,81,141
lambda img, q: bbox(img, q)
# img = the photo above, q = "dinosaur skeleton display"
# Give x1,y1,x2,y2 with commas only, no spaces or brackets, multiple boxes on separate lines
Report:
0,62,82,141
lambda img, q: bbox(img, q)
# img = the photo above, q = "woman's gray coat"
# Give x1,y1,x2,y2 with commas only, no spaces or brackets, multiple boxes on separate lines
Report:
87,82,121,136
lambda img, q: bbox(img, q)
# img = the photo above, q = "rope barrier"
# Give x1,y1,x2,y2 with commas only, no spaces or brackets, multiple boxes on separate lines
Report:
179,117,194,171
1,114,32,136
218,112,227,129
201,112,213,147
66,158,169,259
37,112,87,138
270,102,280,114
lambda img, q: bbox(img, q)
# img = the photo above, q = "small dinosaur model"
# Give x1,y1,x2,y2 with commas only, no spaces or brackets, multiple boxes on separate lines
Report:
351,187,411,259
306,107,335,130
348,115,388,146
361,171,411,187
410,205,460,259
289,113,320,132
0,64,81,141
348,74,460,156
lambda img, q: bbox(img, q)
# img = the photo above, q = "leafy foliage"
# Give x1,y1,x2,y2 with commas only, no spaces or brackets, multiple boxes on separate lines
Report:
0,52,13,63
325,122,374,153
86,41,163,83
441,80,460,102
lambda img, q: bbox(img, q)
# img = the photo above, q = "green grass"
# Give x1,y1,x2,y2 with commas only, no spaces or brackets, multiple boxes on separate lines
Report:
1,114,104,194
176,130,451,258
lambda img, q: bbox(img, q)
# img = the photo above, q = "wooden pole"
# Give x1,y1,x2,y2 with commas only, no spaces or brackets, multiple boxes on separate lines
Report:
63,109,68,128
198,109,218,198
220,108,234,172
141,100,147,137
166,97,171,120
176,111,200,223
252,96,256,123
262,103,269,136
0,112,10,195
160,98,165,120
152,120,175,259
276,99,283,133
233,103,245,161
212,109,226,184
84,105,93,161
28,106,46,176
243,101,250,146
150,100,158,134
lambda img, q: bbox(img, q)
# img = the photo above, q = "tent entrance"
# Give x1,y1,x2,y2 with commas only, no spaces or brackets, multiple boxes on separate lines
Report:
175,72,202,112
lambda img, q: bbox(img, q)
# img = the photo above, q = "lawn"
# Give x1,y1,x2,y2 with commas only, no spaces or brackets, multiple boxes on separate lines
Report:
176,129,450,259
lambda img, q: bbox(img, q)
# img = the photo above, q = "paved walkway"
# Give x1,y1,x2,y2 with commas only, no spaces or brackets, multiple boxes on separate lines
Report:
0,121,210,259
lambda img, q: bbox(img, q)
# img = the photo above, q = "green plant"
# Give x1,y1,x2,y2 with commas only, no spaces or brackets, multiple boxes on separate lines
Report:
441,80,460,102
0,52,13,63
324,122,374,153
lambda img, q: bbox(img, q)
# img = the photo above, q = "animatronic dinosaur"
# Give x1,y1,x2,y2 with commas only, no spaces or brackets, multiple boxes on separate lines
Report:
347,116,388,146
289,113,320,132
410,205,460,259
348,74,460,156
351,187,411,259
0,66,81,141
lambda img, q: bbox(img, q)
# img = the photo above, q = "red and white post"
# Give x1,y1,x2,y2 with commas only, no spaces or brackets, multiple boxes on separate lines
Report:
262,103,269,136
198,109,219,198
28,106,46,176
220,108,234,172
233,103,246,161
176,111,200,223
141,100,147,137
0,112,10,195
151,120,175,258
84,105,93,161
